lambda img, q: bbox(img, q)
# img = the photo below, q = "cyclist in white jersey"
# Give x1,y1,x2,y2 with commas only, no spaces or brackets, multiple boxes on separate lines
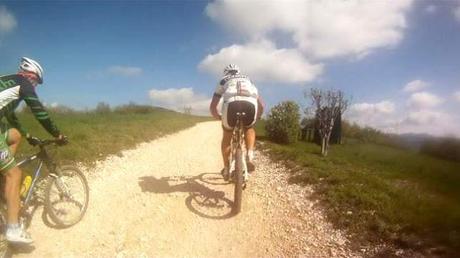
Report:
209,64,264,180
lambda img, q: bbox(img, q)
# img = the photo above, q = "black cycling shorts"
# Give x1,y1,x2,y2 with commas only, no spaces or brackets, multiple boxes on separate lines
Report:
223,100,256,130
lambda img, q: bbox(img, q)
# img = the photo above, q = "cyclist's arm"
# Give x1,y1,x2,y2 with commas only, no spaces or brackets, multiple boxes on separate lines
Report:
209,93,221,120
257,96,265,120
210,82,225,120
20,84,61,137
5,111,28,136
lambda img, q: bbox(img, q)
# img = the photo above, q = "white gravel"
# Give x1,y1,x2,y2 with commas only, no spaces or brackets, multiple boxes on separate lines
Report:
12,121,360,257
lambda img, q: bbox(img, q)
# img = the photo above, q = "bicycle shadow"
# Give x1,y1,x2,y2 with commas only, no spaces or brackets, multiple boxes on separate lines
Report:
7,243,35,256
138,173,235,219
21,199,64,230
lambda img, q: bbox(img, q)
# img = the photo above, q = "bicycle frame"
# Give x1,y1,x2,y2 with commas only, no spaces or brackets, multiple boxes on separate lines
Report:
16,145,56,207
232,117,244,150
230,112,248,179
0,138,88,230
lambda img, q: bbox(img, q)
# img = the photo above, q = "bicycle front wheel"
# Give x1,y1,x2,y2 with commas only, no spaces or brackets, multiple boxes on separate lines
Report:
233,148,244,214
45,165,89,228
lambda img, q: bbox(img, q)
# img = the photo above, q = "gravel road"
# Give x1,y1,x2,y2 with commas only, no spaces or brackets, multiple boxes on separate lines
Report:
12,121,360,257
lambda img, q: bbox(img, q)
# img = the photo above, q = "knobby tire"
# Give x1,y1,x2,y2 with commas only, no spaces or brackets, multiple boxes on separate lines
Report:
45,165,89,228
233,149,244,214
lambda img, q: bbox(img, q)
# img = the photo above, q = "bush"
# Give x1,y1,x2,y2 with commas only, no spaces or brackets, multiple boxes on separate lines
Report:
265,101,301,144
114,102,166,114
420,137,460,162
95,102,111,113
342,120,403,148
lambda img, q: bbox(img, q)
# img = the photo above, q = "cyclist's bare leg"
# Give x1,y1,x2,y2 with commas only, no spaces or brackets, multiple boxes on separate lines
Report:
244,127,256,171
221,129,232,168
2,130,32,243
244,127,255,151
4,166,22,224
6,128,22,155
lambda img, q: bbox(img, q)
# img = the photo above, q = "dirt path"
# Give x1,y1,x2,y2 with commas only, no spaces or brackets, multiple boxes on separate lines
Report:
14,121,360,257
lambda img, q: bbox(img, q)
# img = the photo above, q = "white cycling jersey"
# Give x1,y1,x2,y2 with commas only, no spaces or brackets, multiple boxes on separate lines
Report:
214,74,258,106
214,74,258,130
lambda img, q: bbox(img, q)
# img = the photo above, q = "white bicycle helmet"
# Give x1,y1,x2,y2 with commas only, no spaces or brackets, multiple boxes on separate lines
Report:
19,57,44,84
223,64,240,76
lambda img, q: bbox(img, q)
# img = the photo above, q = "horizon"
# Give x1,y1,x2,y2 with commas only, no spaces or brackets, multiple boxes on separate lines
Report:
1,0,459,137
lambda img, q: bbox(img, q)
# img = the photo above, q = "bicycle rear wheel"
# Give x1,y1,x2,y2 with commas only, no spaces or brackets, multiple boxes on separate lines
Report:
233,148,244,214
45,165,89,228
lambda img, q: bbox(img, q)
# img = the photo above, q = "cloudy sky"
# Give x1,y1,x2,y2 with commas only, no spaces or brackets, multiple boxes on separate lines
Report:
1,0,460,137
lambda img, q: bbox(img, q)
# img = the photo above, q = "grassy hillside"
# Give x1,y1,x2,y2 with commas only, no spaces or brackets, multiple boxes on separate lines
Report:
256,121,460,255
13,108,209,166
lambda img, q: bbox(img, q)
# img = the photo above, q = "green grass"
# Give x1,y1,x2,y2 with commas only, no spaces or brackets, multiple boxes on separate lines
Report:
256,124,460,254
14,109,209,166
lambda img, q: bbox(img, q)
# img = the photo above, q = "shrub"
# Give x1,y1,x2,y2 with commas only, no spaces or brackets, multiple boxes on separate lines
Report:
95,102,111,113
265,101,301,144
420,137,460,162
114,102,165,114
341,120,403,148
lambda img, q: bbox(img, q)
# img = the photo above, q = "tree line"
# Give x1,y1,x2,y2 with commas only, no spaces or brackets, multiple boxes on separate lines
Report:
263,88,460,162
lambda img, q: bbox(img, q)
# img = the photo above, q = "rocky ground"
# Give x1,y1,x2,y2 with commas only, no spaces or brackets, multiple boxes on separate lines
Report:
7,121,362,257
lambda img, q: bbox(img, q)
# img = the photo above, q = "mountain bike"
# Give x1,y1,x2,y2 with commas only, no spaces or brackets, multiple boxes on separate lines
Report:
0,138,89,247
228,112,249,214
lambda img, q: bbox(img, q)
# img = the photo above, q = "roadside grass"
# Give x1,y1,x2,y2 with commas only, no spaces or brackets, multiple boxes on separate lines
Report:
14,109,210,166
256,121,460,254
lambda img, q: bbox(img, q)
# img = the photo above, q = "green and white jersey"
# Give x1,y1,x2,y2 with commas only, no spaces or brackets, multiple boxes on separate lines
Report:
0,74,60,137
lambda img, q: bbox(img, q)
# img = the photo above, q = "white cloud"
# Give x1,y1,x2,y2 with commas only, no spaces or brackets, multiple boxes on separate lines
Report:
148,87,211,115
198,40,323,83
107,66,143,77
205,0,413,59
404,110,448,126
350,101,395,115
342,96,460,136
408,92,443,109
345,100,396,130
454,91,460,102
398,110,460,136
0,6,17,34
347,102,459,136
403,79,430,92
455,5,460,22
344,98,459,137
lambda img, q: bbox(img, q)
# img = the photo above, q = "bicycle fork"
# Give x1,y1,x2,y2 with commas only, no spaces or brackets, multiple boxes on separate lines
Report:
241,152,249,183
49,174,73,201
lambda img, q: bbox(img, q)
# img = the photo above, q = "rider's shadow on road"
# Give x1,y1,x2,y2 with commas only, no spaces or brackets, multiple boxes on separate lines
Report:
138,173,235,219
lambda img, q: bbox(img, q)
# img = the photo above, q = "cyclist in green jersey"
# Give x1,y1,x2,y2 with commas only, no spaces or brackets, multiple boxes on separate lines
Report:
0,57,66,244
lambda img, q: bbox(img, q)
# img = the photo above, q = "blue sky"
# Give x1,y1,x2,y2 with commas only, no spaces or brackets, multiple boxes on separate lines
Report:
1,0,460,136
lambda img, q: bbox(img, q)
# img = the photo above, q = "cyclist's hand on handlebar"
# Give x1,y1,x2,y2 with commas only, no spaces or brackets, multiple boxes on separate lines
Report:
26,135,41,146
56,134,69,145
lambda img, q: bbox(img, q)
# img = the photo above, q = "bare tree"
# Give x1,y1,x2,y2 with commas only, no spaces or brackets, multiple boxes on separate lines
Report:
183,106,192,115
307,88,349,156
